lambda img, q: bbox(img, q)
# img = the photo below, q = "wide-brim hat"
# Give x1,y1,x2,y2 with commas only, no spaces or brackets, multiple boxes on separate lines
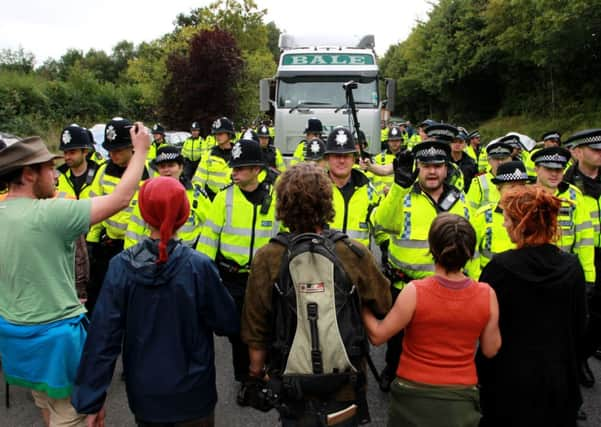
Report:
531,147,571,169
564,129,601,149
0,136,62,176
412,140,450,164
491,161,535,184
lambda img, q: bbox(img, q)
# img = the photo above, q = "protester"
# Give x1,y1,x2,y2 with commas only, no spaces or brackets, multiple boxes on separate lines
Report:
363,213,501,426
0,126,150,426
477,185,586,427
241,163,391,426
71,177,238,427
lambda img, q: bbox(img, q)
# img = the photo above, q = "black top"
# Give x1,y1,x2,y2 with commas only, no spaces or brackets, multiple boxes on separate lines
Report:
452,153,477,193
476,244,585,427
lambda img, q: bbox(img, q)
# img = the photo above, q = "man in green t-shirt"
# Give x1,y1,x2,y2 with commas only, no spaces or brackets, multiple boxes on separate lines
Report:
0,127,150,426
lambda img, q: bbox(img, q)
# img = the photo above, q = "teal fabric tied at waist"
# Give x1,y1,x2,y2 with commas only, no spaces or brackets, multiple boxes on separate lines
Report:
388,377,481,427
0,314,88,399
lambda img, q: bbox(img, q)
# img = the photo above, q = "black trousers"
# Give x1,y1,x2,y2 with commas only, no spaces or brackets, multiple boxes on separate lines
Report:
384,285,404,373
221,272,250,382
280,400,359,427
136,413,214,427
86,239,124,316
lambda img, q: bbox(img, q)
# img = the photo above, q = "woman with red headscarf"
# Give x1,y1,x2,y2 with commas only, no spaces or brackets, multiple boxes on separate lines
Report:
476,185,587,427
72,177,239,427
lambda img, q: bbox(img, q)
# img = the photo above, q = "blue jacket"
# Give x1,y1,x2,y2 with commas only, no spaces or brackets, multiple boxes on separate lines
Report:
71,239,239,422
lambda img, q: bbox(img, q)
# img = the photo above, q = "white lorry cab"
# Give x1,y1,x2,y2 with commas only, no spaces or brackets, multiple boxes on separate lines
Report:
260,34,395,157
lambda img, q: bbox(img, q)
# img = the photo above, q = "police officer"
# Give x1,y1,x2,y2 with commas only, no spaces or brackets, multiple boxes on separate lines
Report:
449,127,477,193
542,131,562,148
466,140,513,210
303,138,327,169
324,126,382,249
124,145,210,250
425,123,465,191
465,130,488,174
196,137,279,404
372,126,405,195
291,118,324,165
86,118,150,314
193,117,236,200
181,121,204,180
564,129,601,382
373,138,473,391
469,161,533,277
148,123,169,164
56,124,102,200
257,124,285,174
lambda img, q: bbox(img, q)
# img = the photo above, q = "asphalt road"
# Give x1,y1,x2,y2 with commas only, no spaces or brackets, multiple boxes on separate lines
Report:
1,336,600,427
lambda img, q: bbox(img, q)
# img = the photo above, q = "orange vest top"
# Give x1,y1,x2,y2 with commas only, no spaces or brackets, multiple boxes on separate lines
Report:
397,276,491,385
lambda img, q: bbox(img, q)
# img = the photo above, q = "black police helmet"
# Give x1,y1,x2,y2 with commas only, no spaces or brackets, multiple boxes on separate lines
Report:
103,117,133,151
190,121,201,131
257,125,271,138
324,127,356,155
59,124,94,151
229,139,265,168
212,117,236,136
151,123,165,135
304,138,326,161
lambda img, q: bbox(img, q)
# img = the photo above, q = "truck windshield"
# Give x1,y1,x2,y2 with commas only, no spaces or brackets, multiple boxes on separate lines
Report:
277,77,378,109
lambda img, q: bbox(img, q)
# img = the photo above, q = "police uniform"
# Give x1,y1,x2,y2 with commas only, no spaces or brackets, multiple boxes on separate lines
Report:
303,138,326,163
373,139,472,390
464,130,488,174
197,138,280,388
125,146,210,250
324,127,383,248
257,125,285,173
291,118,323,166
56,125,102,200
563,129,601,364
372,126,405,195
468,161,533,277
86,118,150,314
466,141,513,211
148,123,169,165
181,121,204,179
192,117,236,200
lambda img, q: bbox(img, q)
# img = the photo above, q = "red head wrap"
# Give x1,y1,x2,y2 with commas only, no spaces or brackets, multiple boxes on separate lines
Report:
138,177,190,263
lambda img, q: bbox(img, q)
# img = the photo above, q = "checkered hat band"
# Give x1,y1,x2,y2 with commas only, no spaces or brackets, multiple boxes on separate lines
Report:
415,147,447,158
574,135,601,146
535,154,567,164
155,152,181,162
495,171,529,181
545,133,560,140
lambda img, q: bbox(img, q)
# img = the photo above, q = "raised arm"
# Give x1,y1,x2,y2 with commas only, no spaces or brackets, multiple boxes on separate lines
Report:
89,123,150,225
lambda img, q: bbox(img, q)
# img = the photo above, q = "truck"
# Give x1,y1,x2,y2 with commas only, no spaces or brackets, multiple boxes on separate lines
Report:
259,34,395,157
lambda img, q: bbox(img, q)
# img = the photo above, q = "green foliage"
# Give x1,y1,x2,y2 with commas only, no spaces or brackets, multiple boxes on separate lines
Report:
0,48,35,73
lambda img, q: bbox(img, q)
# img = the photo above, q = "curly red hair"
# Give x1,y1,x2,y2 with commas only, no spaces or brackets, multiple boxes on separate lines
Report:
501,186,562,248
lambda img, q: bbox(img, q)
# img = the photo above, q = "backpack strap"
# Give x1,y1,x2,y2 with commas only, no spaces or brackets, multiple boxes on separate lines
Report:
324,229,365,259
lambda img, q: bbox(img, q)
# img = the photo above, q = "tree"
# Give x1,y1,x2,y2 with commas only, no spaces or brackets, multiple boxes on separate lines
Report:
161,29,244,132
0,48,35,73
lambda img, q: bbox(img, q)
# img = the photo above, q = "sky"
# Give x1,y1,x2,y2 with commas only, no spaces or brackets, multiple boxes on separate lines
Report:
0,0,432,65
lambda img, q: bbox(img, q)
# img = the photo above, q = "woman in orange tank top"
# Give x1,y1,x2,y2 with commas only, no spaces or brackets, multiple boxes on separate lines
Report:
362,213,501,427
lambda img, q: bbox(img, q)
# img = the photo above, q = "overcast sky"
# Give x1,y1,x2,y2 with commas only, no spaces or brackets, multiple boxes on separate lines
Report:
1,0,432,65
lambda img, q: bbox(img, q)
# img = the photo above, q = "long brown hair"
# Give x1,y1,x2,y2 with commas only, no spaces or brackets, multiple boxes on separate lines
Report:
501,185,562,248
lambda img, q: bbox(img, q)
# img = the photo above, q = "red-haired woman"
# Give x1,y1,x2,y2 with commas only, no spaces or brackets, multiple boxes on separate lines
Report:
477,185,587,427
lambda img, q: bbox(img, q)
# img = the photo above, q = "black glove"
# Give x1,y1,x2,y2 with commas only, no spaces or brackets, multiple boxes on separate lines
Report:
393,150,418,188
240,376,274,412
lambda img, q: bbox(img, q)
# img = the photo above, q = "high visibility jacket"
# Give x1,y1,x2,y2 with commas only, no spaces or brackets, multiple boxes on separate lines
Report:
466,172,500,211
564,166,601,251
86,162,149,242
372,150,396,195
374,182,474,288
555,182,595,282
262,146,286,173
290,140,307,166
147,141,169,163
192,146,233,199
204,135,217,154
522,150,537,178
124,180,211,250
56,159,102,200
447,162,465,192
406,133,421,150
196,182,280,271
465,145,488,174
330,169,382,248
468,204,515,277
182,136,204,162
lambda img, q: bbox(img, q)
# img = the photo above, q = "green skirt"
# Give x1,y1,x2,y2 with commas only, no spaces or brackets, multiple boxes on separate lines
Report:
388,378,481,427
